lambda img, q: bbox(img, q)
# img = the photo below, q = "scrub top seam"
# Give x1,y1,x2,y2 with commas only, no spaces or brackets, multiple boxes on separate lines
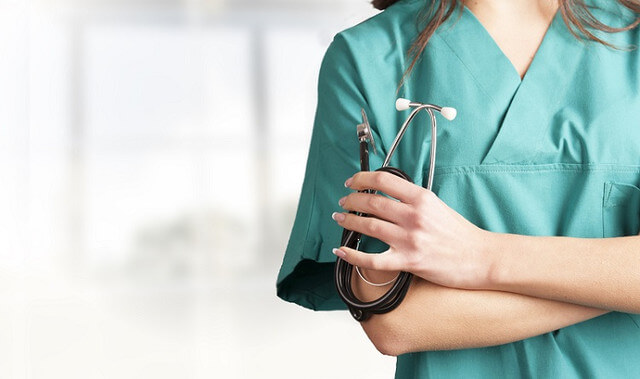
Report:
602,182,640,207
624,313,640,328
431,163,640,177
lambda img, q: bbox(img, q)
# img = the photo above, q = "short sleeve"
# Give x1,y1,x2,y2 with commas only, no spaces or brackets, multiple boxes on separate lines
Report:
275,33,383,310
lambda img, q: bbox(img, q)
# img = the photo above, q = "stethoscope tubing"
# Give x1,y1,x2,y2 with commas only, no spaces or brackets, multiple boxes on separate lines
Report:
383,104,438,190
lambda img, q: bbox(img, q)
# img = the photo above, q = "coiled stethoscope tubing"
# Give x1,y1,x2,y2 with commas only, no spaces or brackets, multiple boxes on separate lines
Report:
335,99,457,321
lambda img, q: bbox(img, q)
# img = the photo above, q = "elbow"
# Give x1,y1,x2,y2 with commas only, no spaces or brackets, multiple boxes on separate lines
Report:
361,316,411,357
372,339,407,357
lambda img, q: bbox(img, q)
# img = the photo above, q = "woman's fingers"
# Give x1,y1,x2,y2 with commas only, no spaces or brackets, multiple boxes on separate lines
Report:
333,245,404,272
345,171,424,204
332,211,405,247
332,171,435,275
334,171,491,289
340,192,411,225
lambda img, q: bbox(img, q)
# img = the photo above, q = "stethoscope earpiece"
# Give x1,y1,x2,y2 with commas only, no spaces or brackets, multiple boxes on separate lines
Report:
395,98,412,111
396,97,457,120
440,106,457,121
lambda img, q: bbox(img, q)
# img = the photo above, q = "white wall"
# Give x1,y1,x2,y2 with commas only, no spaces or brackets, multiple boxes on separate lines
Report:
0,0,396,378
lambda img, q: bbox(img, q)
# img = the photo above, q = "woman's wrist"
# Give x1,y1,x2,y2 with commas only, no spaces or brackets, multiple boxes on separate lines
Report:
477,230,507,291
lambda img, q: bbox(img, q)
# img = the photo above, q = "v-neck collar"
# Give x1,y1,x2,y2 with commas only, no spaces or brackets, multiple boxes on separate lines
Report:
462,4,561,82
434,5,586,164
435,6,524,108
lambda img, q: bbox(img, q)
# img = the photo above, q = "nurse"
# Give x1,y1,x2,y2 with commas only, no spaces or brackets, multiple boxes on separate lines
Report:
277,0,640,377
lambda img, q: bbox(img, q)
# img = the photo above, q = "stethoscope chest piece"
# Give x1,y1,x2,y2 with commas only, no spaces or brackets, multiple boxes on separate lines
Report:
357,108,377,156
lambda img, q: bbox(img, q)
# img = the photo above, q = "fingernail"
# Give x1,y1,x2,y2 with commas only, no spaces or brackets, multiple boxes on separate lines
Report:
332,248,346,258
344,177,353,188
338,196,346,207
331,212,345,222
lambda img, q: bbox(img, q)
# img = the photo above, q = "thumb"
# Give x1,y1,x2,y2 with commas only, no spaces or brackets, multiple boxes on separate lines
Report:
333,246,401,272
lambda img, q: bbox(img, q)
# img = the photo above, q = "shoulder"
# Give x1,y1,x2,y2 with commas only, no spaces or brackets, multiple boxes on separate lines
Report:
588,0,639,25
325,0,423,64
320,0,424,89
585,0,640,45
337,0,421,44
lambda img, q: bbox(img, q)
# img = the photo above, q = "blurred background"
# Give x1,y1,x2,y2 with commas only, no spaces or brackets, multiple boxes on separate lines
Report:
0,0,397,377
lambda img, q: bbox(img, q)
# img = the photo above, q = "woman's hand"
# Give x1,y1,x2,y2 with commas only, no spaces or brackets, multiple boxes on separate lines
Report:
332,171,496,290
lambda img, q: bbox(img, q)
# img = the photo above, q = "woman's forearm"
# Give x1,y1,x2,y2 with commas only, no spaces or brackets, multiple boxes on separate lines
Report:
335,172,640,313
353,273,607,356
486,233,640,313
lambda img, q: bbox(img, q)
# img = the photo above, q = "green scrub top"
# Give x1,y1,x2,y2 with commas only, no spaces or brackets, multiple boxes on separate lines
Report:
276,0,640,377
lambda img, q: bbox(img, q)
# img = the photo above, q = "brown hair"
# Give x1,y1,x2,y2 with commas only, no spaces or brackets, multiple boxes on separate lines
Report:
373,0,640,90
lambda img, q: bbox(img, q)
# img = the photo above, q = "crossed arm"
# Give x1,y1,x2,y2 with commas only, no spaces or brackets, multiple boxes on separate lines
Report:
352,274,607,356
331,172,640,356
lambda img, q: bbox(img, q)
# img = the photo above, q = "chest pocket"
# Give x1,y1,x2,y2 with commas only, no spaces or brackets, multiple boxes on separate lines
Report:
602,182,640,237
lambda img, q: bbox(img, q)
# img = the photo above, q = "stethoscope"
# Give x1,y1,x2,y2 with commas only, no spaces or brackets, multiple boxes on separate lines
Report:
334,98,457,321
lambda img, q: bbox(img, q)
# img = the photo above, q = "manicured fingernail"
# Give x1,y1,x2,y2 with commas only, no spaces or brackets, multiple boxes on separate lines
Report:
332,212,345,222
338,196,346,207
332,248,346,258
344,177,353,188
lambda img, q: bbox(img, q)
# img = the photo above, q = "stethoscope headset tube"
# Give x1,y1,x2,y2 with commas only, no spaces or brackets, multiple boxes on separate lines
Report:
335,99,456,321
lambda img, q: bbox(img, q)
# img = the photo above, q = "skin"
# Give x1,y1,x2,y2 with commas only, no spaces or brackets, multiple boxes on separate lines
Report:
326,1,637,355
466,0,560,78
350,269,607,355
